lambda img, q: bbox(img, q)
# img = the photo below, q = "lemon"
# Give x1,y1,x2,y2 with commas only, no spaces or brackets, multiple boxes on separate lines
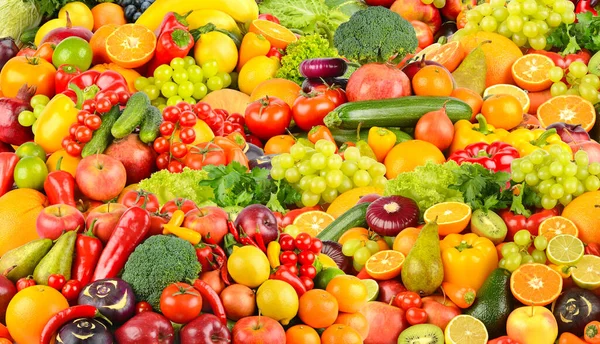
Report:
238,56,280,95
227,246,270,288
445,315,488,344
256,280,299,325
571,255,600,290
59,1,94,31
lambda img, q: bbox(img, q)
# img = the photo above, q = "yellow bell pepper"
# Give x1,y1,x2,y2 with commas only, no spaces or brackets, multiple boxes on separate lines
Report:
34,94,78,154
504,128,572,157
450,114,510,154
440,233,499,291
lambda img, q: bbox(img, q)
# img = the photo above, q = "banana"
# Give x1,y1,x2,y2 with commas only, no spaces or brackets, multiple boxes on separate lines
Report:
136,0,258,32
187,9,241,37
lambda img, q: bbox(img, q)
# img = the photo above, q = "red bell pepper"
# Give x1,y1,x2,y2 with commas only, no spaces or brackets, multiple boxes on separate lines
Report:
527,49,592,69
448,141,520,173
146,28,194,76
585,242,600,256
55,64,81,94
155,11,191,36
499,206,561,241
62,70,129,104
71,220,103,286
576,0,598,16
0,152,19,197
43,157,77,207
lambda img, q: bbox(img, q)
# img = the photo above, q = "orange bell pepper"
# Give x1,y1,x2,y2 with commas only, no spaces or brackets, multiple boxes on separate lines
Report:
368,127,396,162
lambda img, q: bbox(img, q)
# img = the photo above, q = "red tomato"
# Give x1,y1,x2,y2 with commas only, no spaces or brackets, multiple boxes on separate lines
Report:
160,198,199,217
120,190,160,213
33,42,55,64
309,238,323,254
0,56,56,97
184,142,226,170
292,93,336,131
135,301,153,314
300,276,314,291
16,277,36,291
159,282,203,324
279,234,295,251
244,96,292,140
394,291,422,311
298,250,315,266
313,84,348,107
61,280,82,301
295,233,312,251
405,307,428,325
410,21,434,50
47,274,66,290
148,212,170,237
299,265,317,279
195,244,215,272
280,251,298,265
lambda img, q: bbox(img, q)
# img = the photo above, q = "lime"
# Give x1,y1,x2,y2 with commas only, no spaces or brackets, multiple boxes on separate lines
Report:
571,255,600,290
15,142,47,162
546,234,585,265
52,37,93,71
14,157,48,191
361,278,380,301
314,267,345,290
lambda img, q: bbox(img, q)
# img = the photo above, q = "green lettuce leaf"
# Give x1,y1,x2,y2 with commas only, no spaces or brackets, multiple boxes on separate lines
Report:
138,168,214,206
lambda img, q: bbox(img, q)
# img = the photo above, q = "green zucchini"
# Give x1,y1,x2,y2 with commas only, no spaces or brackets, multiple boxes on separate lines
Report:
82,105,121,157
111,92,150,139
324,96,472,130
329,127,412,145
317,202,369,242
139,106,162,144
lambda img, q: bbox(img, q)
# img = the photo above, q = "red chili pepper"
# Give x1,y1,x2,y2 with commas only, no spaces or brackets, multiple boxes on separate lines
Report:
272,267,307,297
43,157,77,207
62,70,129,104
193,279,227,326
155,11,191,36
91,207,151,281
448,141,520,173
266,46,283,60
146,28,194,76
215,255,231,286
527,49,592,69
71,219,103,286
575,0,598,16
227,221,240,242
499,206,561,241
0,152,19,197
308,125,337,148
585,242,600,256
254,228,268,253
55,64,81,94
40,305,106,344
195,243,215,272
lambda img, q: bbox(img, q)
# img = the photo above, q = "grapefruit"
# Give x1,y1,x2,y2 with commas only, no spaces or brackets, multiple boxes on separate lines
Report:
562,191,600,244
0,189,48,256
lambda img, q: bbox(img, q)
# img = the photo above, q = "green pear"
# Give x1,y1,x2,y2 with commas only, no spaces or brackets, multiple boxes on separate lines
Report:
401,220,444,296
452,41,488,95
0,238,53,283
33,231,77,285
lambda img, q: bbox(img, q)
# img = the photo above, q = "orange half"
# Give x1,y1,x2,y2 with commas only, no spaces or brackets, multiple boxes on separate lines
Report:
538,216,579,240
249,19,297,50
106,24,156,68
423,202,472,236
365,250,405,280
511,54,555,92
424,41,465,72
537,95,596,132
293,211,335,237
510,263,563,306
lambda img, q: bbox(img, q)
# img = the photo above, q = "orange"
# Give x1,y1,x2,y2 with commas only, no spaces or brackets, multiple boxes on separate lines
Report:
424,41,465,72
481,94,524,130
326,187,383,219
510,263,563,306
538,216,579,240
293,211,335,237
537,95,596,132
91,3,126,31
527,89,553,116
451,87,483,121
0,339,10,344
298,289,339,328
412,65,455,97
457,32,524,87
264,135,296,155
562,191,600,244
424,202,472,236
6,285,69,343
286,325,321,344
326,275,368,313
365,250,405,280
338,227,389,252
89,24,118,65
248,20,298,50
0,189,48,256
393,227,421,256
384,140,446,179
484,84,531,114
334,312,370,341
250,78,301,108
511,54,555,92
321,324,363,344
105,24,156,69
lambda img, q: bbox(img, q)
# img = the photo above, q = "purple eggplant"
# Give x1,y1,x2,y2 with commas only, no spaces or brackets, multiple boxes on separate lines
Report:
0,38,19,71
302,77,349,93
56,318,114,344
77,278,136,324
300,58,348,78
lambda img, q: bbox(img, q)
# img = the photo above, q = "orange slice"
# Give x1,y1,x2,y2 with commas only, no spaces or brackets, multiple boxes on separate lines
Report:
511,54,555,92
483,84,531,114
510,263,563,306
423,202,472,236
365,250,405,280
424,41,465,72
248,20,297,50
538,216,579,240
106,24,156,68
293,211,335,237
537,95,596,132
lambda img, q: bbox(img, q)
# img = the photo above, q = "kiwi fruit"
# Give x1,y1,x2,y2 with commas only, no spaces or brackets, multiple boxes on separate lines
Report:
470,209,507,245
397,324,444,343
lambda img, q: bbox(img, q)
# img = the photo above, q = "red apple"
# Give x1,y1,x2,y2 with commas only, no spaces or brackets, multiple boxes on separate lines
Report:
40,14,93,45
115,312,174,344
36,204,85,240
0,272,16,324
180,314,231,344
377,279,407,304
86,203,128,244
184,207,229,245
411,21,434,50
421,295,461,330
359,301,408,344
232,316,285,344
364,0,396,6
346,63,411,102
104,134,157,185
507,306,558,344
234,204,279,245
441,0,477,21
75,154,127,202
391,0,442,34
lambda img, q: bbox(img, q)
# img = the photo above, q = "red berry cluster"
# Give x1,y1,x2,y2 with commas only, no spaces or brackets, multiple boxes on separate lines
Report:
63,91,130,157
195,102,245,136
393,291,428,325
153,102,199,173
278,233,323,291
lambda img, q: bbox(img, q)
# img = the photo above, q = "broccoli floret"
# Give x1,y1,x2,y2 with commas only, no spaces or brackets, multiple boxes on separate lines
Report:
333,6,418,65
121,235,201,310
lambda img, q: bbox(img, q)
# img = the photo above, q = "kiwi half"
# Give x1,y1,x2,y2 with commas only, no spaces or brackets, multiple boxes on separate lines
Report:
397,324,444,344
470,209,508,245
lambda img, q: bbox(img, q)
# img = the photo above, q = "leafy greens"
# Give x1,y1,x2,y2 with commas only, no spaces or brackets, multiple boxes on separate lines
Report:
547,12,600,54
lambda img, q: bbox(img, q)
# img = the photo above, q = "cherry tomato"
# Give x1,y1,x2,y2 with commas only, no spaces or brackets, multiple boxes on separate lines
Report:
47,274,66,290
292,92,336,131
179,127,196,144
66,142,82,157
84,115,102,130
176,102,193,112
16,277,36,291
313,84,348,107
193,102,212,117
245,96,292,140
300,276,314,291
69,123,79,137
120,189,160,212
183,142,226,170
81,99,95,113
75,126,92,143
279,234,295,251
295,233,312,251
214,109,229,120
179,111,197,127
62,137,73,150
300,265,317,279
136,301,153,314
168,160,184,173
95,98,112,113
280,251,298,265
228,113,244,126
298,250,315,266
223,121,234,135
61,280,82,301
245,134,263,148
406,307,428,325
170,142,188,159
118,92,130,105
394,291,422,311
161,197,199,217
156,152,170,170
160,282,203,324
159,121,175,136
153,137,170,154
283,264,298,276
77,110,91,124
103,91,120,105
163,106,181,122
309,238,323,254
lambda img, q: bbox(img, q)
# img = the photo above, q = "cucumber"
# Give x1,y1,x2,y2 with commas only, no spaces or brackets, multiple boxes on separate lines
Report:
82,105,121,158
139,106,162,143
111,92,150,139
317,203,369,242
324,96,472,130
329,127,412,145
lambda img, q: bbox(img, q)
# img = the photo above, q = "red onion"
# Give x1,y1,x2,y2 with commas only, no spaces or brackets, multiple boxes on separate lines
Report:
0,84,35,146
366,196,419,237
321,241,352,274
569,140,600,163
546,123,590,143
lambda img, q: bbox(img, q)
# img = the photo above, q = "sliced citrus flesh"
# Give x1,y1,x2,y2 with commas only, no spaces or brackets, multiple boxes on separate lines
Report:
571,255,600,290
445,315,488,344
483,84,531,113
511,54,555,92
248,19,297,50
538,216,579,240
293,211,335,237
361,279,380,301
423,202,472,236
365,250,405,280
424,41,465,72
326,187,383,219
510,263,563,306
537,95,596,132
547,234,585,265
106,24,156,68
